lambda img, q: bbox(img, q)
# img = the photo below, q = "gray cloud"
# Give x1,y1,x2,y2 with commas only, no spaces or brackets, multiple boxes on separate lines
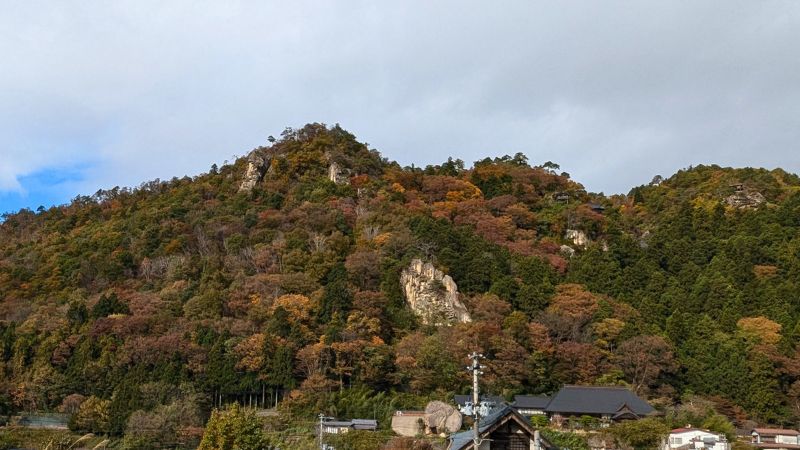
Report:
1,0,799,204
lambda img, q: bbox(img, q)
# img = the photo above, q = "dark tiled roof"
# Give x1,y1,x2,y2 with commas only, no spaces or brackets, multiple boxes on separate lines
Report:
322,419,378,430
449,405,557,450
544,385,654,416
513,395,550,409
323,420,353,427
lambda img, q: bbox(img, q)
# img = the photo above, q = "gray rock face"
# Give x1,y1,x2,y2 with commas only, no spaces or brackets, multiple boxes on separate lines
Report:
238,150,271,192
725,189,766,209
328,161,351,185
400,259,471,326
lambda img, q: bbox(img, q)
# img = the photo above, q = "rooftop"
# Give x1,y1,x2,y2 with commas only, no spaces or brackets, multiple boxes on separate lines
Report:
513,395,551,409
753,428,800,436
544,385,655,416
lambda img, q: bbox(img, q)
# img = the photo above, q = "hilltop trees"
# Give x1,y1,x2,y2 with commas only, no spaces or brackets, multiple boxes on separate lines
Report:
1,124,800,445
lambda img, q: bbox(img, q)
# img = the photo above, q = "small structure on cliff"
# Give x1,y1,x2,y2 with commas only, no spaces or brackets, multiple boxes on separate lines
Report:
725,183,766,209
400,259,471,326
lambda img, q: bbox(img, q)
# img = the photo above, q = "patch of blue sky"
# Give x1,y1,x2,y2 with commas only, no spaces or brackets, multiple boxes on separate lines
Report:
0,162,96,216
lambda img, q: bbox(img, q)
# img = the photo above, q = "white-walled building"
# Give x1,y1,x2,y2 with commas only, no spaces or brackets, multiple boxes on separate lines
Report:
751,428,800,449
663,428,730,450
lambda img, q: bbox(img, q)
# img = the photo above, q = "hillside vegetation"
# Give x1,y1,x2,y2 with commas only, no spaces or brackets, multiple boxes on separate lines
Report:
2,123,800,448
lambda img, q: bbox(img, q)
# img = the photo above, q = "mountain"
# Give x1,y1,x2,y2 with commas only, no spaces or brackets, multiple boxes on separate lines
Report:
2,123,800,448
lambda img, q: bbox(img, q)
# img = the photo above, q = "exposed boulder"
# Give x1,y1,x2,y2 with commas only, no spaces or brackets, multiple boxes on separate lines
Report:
238,150,271,192
424,401,462,434
400,259,471,326
565,229,590,248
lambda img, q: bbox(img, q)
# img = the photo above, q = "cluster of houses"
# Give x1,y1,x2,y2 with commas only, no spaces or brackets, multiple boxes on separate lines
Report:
319,385,800,450
662,427,800,450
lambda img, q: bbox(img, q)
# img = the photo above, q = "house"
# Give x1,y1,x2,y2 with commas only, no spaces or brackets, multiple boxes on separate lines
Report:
512,395,550,416
663,427,730,450
751,428,800,449
449,404,554,450
544,386,655,426
321,418,378,434
588,203,606,213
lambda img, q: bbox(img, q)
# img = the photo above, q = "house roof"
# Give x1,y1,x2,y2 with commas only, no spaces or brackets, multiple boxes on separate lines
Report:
513,395,551,409
352,419,378,430
672,428,714,434
449,405,541,450
753,428,800,436
323,420,353,427
322,419,378,430
544,385,655,416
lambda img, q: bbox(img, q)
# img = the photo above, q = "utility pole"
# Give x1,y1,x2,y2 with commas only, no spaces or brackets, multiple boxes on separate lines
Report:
468,352,484,450
318,413,328,450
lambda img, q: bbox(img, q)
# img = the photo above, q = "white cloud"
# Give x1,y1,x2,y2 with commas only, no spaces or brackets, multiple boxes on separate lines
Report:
1,0,799,203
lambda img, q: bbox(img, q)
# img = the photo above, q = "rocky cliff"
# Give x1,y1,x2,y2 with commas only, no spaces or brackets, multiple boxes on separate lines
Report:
328,161,351,185
400,259,471,326
238,149,272,192
725,186,766,209
565,229,590,248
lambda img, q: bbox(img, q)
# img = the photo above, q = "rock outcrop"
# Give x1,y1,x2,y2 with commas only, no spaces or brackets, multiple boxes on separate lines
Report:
328,161,351,185
725,186,766,209
238,150,272,192
400,259,471,326
565,229,590,248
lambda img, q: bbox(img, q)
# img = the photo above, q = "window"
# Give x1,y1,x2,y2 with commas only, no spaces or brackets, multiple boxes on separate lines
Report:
670,437,683,445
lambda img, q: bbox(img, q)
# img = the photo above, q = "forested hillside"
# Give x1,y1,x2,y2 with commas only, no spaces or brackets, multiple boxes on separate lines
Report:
2,123,800,448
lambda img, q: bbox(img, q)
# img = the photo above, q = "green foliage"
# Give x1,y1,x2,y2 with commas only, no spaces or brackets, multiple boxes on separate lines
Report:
90,293,129,318
69,395,111,434
530,415,549,428
609,418,670,450
541,430,589,450
3,125,800,443
0,432,20,450
198,404,271,450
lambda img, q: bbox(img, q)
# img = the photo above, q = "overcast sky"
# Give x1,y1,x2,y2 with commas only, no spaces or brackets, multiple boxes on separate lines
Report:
2,1,799,214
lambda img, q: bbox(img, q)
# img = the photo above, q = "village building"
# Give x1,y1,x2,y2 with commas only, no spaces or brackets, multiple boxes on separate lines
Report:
750,428,800,449
449,404,553,450
543,386,655,427
320,418,378,434
663,427,730,450
512,395,550,417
